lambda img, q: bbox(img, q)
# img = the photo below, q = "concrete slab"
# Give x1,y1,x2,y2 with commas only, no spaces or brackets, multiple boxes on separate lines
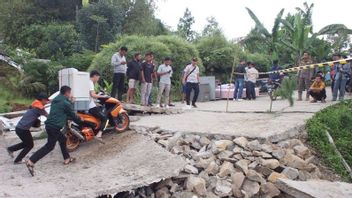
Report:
276,179,352,198
0,131,186,198
132,91,347,142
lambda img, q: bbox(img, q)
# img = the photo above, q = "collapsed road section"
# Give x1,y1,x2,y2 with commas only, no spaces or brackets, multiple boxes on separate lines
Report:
0,131,186,198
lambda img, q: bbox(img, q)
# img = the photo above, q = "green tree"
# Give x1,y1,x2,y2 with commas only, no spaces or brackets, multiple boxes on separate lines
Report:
177,8,196,41
77,0,125,51
245,7,285,60
122,0,168,36
19,23,81,60
202,17,221,36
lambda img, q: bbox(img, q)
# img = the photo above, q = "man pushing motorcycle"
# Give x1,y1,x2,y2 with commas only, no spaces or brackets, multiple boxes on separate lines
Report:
88,70,108,143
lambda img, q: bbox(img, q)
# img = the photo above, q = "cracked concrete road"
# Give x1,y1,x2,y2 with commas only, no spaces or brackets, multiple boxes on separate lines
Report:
0,131,186,198
132,91,345,142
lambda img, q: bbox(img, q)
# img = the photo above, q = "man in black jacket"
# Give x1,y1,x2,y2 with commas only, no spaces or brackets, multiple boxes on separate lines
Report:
233,60,247,101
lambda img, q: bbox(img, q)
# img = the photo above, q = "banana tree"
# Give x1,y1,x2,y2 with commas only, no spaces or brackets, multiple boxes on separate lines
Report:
244,8,284,60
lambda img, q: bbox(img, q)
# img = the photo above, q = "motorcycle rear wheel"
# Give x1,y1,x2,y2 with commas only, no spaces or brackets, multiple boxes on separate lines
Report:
114,112,130,133
66,130,80,152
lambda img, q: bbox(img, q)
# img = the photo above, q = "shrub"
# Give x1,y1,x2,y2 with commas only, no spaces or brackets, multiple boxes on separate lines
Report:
307,100,352,181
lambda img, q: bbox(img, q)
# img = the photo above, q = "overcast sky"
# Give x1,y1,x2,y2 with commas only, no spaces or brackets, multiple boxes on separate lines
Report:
155,0,352,39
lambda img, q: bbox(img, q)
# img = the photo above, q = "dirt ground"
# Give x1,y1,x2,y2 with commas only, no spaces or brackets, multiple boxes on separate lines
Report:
0,131,186,198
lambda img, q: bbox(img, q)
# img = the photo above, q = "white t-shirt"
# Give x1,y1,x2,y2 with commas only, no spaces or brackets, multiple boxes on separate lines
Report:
184,64,199,83
157,64,173,85
89,80,97,109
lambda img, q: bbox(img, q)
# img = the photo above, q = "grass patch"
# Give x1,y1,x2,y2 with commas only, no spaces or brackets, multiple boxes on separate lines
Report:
306,100,352,181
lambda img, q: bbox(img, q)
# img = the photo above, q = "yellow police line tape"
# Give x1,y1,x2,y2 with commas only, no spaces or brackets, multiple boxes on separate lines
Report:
233,57,352,75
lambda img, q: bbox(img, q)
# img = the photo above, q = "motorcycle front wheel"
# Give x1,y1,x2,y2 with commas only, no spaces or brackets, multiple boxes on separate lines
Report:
114,112,130,133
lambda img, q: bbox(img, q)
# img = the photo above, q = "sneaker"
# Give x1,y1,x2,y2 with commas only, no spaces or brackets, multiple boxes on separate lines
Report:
165,105,170,109
7,148,14,158
238,99,243,102
192,103,198,108
233,98,237,101
168,104,175,107
184,105,192,110
155,104,160,108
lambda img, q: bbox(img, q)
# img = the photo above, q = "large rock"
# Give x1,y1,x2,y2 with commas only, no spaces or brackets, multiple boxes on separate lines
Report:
247,140,262,151
214,179,232,197
261,144,273,153
267,172,288,182
276,179,352,198
253,151,272,159
233,137,249,149
255,166,273,177
293,145,310,159
242,179,260,197
184,164,199,174
195,156,215,169
199,136,211,146
155,187,170,198
233,146,244,154
282,153,314,171
235,159,249,174
218,161,235,178
246,169,266,184
186,176,207,196
282,167,299,180
205,161,219,176
272,148,286,160
231,172,245,197
217,150,234,159
261,159,280,170
213,140,234,153
260,182,281,198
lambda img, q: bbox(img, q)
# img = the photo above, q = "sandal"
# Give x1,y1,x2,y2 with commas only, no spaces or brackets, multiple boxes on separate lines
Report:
26,161,35,176
63,157,76,165
7,148,14,158
94,137,105,144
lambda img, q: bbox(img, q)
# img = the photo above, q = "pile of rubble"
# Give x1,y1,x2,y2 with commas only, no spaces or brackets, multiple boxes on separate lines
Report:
114,127,326,198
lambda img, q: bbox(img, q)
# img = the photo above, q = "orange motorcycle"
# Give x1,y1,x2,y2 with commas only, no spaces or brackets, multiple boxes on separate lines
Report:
65,95,129,152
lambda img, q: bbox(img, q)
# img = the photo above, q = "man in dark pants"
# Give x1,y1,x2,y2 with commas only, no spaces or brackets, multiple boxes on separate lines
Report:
233,59,247,101
26,86,83,176
111,47,128,100
183,58,200,109
7,93,49,164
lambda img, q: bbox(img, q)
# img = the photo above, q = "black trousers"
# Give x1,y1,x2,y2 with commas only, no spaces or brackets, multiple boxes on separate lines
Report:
29,126,70,164
89,106,107,131
185,82,199,105
309,89,326,101
8,127,34,163
111,73,125,100
246,81,256,100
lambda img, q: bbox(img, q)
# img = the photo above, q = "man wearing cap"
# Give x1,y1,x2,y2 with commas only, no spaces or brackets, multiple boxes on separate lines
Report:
7,93,49,164
183,58,200,108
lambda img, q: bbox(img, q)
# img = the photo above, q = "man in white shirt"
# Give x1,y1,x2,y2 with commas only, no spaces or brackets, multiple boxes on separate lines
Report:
88,70,107,142
246,62,259,100
111,46,128,100
183,58,200,108
156,57,173,108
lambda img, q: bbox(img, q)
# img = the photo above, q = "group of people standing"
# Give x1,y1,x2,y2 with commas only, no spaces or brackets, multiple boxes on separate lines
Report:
297,52,351,103
232,52,351,103
233,60,259,101
110,47,201,108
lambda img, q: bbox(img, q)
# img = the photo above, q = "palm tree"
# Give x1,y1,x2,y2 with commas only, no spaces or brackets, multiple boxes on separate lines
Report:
244,7,285,60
